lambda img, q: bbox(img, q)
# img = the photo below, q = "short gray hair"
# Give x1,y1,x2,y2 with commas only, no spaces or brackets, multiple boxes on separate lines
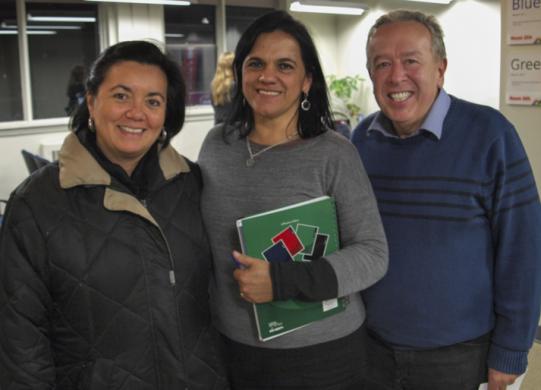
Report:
366,10,446,72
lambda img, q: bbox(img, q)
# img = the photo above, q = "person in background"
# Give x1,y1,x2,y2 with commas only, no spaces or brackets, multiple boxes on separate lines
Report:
351,10,541,390
199,10,388,390
65,64,86,115
0,40,227,389
211,51,235,124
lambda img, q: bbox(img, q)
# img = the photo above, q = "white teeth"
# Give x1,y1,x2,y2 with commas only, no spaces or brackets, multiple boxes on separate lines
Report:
258,90,280,96
390,92,411,102
120,126,144,133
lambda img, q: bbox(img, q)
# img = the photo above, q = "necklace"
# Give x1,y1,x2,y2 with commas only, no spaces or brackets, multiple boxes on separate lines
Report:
245,135,296,167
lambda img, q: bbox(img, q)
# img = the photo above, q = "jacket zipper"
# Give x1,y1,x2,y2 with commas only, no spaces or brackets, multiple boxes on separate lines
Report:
143,198,188,388
140,198,175,286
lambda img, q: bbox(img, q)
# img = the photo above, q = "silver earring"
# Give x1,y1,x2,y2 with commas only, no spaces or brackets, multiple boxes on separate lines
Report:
88,117,95,132
301,93,311,111
159,128,167,143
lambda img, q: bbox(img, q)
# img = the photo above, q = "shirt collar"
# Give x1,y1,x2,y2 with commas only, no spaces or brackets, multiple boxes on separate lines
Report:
367,89,451,140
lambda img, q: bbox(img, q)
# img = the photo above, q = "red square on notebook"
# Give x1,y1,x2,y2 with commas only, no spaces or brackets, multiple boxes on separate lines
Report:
272,226,304,256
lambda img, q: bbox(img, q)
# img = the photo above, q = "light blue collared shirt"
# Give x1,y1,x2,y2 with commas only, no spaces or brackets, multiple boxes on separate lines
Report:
367,89,451,140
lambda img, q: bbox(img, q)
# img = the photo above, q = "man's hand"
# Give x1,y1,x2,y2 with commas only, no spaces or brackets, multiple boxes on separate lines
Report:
487,368,519,390
232,251,273,303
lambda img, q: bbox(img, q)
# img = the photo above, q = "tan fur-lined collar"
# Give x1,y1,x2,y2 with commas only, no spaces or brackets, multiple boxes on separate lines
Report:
58,132,190,189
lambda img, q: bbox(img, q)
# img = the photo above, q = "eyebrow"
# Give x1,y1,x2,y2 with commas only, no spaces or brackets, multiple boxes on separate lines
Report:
110,84,166,100
277,57,297,64
372,49,423,63
245,55,297,64
371,55,387,64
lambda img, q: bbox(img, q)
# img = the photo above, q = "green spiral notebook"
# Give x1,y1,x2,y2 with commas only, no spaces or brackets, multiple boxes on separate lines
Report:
236,196,347,341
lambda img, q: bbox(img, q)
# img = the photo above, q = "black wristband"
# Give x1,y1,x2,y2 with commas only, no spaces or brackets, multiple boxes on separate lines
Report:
270,258,338,301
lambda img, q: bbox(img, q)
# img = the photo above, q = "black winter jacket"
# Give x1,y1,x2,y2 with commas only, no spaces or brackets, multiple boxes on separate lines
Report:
0,133,228,389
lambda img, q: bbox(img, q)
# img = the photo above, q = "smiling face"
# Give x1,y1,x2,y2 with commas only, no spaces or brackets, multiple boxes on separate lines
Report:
242,30,312,128
368,21,447,137
87,60,167,175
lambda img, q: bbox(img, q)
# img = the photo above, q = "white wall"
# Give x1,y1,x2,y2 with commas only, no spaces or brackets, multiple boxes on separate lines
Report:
297,0,501,117
171,110,215,162
294,13,339,76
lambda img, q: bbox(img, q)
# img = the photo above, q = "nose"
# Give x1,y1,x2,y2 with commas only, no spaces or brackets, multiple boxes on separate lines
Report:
389,62,406,84
125,100,145,120
258,65,277,83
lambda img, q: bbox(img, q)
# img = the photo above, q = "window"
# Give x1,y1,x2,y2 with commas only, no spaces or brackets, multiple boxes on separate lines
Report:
165,3,274,107
0,0,98,123
0,1,23,122
1,0,279,124
165,4,216,106
225,6,273,52
26,2,98,119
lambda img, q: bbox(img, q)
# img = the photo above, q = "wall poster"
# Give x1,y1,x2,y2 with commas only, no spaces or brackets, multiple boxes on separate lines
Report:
507,0,541,45
506,53,541,106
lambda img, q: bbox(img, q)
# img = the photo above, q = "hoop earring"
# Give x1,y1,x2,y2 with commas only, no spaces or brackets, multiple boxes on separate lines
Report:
88,117,95,132
300,93,311,111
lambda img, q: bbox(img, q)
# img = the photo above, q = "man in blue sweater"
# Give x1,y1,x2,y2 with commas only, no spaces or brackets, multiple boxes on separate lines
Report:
351,10,541,390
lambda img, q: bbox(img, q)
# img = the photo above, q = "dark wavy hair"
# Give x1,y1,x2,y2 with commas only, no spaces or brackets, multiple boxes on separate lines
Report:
70,40,186,147
225,10,333,139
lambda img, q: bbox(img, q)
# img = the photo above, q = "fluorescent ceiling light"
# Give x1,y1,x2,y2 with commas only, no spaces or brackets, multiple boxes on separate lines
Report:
27,14,96,22
28,25,82,30
290,0,366,16
1,22,81,30
0,30,57,35
403,0,452,3
85,0,190,5
165,33,185,38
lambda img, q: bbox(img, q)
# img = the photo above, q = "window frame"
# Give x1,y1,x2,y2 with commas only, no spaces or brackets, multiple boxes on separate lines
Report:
0,0,282,132
0,0,99,130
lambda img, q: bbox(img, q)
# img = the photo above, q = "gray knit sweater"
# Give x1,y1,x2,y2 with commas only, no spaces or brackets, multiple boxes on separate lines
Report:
198,126,388,348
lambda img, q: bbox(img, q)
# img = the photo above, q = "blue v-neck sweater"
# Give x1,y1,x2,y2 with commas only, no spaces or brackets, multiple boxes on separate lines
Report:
352,95,541,374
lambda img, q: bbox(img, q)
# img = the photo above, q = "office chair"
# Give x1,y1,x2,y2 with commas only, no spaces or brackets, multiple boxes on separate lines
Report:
21,150,50,174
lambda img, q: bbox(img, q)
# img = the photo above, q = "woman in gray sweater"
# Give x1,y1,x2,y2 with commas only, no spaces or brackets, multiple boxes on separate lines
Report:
198,11,388,390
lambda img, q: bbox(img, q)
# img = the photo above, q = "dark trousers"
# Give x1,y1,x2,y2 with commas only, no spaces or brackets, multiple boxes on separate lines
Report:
364,330,489,390
220,325,368,390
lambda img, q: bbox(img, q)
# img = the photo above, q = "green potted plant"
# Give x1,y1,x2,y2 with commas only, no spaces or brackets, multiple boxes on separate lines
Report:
327,74,365,127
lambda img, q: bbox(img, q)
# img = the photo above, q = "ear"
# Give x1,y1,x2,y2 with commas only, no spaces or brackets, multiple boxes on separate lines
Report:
303,72,313,95
86,93,95,118
368,69,375,83
437,58,447,89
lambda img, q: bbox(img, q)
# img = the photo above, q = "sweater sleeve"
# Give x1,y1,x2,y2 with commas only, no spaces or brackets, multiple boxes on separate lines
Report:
324,137,388,297
270,135,388,301
486,124,541,375
0,194,55,389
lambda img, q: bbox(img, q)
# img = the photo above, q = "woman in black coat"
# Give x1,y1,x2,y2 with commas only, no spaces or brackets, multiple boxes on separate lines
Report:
0,40,227,390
